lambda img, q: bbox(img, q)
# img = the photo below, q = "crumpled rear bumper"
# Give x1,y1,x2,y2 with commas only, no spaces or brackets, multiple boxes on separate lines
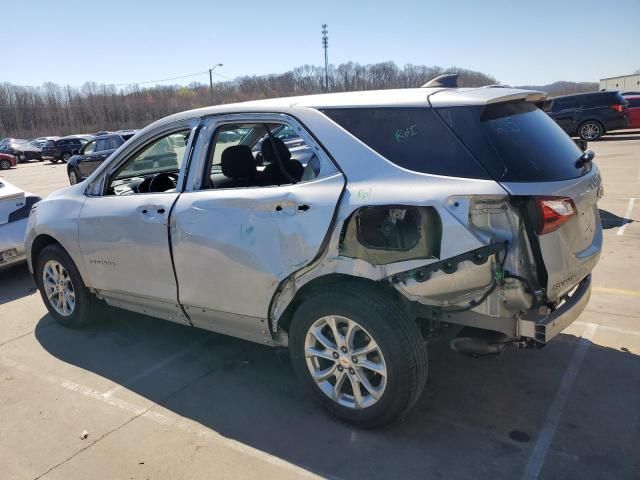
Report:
519,274,592,344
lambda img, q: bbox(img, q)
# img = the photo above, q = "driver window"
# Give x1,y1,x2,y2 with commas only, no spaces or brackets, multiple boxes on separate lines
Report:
106,129,190,196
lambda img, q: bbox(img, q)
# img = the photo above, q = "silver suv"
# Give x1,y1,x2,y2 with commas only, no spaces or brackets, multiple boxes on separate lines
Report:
25,84,602,427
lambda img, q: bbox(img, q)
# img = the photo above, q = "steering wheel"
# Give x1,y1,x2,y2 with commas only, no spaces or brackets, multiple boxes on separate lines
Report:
148,172,178,192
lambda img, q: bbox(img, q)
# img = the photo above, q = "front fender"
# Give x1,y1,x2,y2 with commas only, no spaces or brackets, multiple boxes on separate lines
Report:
25,185,87,279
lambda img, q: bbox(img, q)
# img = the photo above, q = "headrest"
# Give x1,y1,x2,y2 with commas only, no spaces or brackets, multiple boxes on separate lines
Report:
261,137,291,163
221,145,257,178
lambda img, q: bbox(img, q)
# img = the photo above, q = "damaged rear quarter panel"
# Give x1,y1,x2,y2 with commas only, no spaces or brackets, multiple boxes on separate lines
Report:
271,108,512,324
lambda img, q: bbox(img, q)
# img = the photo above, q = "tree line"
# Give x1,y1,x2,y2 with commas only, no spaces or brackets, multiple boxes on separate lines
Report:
0,61,589,139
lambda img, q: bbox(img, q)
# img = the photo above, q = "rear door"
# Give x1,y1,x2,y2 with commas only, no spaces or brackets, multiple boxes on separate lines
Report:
436,101,602,301
171,115,344,338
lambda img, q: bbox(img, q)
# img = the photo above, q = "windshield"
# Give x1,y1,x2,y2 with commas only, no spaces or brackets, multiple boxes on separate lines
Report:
436,102,586,182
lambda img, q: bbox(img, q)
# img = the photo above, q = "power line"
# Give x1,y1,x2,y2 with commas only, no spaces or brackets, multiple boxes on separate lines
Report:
4,67,235,90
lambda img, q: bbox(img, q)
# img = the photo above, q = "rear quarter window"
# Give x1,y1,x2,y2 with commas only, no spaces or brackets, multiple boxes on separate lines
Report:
437,102,586,182
320,107,489,179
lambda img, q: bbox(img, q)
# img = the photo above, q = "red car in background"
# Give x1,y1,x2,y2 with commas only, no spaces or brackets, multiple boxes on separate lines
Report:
0,153,17,170
625,96,640,129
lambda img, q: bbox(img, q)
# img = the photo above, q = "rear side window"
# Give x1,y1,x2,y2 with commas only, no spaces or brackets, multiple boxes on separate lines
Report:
437,102,585,182
321,107,489,179
552,98,578,111
95,138,108,151
106,137,121,150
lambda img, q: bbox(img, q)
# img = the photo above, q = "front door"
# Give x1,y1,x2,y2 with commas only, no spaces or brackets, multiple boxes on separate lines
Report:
170,117,344,341
78,127,193,322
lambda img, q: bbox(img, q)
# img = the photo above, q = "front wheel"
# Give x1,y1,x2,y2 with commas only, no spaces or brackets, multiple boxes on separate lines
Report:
579,121,604,141
289,283,428,428
61,152,71,163
35,244,101,328
0,159,11,170
49,158,59,164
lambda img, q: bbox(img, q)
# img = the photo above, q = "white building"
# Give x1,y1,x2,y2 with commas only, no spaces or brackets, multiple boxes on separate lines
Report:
599,74,640,92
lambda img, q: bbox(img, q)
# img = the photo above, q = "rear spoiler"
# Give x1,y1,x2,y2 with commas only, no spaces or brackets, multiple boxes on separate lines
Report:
428,87,547,108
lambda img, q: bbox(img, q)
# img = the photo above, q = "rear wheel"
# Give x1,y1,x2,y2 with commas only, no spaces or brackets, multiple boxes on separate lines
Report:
35,244,101,328
50,158,59,164
61,152,71,163
0,159,10,170
578,121,604,141
289,282,428,428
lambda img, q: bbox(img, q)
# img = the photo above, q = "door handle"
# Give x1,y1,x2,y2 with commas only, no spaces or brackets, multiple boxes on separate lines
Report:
138,205,168,223
275,204,310,213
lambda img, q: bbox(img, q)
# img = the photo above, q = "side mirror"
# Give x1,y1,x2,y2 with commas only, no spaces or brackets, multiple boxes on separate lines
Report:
72,149,79,155
573,139,587,152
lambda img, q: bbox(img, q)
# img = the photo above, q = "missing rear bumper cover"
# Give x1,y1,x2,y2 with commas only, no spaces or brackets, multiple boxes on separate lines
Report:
389,242,507,285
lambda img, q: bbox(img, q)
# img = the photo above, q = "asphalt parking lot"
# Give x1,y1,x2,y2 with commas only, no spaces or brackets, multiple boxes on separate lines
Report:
1,133,639,480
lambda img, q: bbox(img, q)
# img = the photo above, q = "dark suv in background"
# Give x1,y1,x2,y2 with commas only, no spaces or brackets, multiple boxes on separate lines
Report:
66,131,136,184
544,91,628,140
41,136,93,163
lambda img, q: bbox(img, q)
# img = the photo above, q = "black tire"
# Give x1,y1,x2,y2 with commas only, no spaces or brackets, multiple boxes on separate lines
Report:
289,282,428,428
17,154,25,163
0,159,10,170
35,244,102,328
578,120,604,141
50,158,59,164
61,152,71,163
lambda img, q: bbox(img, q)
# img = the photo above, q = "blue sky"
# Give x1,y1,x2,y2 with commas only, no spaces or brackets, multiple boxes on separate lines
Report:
3,0,639,88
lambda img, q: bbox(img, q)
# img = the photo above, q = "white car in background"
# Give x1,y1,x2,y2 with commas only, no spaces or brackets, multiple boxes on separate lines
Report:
0,178,40,270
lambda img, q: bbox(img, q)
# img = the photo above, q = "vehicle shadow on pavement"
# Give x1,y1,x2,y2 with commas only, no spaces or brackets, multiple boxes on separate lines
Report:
600,209,633,229
34,312,640,479
0,264,37,305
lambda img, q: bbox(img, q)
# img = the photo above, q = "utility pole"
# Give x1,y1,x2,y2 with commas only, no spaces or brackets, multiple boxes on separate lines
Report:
209,63,223,104
321,24,329,92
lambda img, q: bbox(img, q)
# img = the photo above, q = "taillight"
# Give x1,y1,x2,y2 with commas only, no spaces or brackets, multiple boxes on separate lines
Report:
535,197,577,235
610,104,625,112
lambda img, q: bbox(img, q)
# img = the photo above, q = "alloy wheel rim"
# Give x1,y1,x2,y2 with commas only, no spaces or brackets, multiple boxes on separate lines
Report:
0,160,9,169
581,123,600,140
42,260,75,316
304,315,387,409
69,172,77,184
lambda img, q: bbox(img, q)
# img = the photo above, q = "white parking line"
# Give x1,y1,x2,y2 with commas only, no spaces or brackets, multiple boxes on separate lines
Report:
574,321,640,336
521,323,598,480
0,356,321,479
616,197,635,236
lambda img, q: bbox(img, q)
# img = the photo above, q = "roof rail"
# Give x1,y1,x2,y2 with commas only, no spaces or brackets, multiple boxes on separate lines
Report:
421,73,459,88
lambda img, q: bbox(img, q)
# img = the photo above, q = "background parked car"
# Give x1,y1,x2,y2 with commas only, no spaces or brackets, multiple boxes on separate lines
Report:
544,91,628,140
14,138,50,162
67,131,136,184
41,135,93,163
0,138,28,156
0,152,17,170
0,178,40,270
625,96,640,129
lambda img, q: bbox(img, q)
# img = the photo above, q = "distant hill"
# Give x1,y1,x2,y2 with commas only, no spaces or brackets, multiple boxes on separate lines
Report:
515,81,598,97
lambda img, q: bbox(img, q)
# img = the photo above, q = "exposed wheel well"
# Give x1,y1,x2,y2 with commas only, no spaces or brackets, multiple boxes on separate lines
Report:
31,234,62,268
277,274,406,333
